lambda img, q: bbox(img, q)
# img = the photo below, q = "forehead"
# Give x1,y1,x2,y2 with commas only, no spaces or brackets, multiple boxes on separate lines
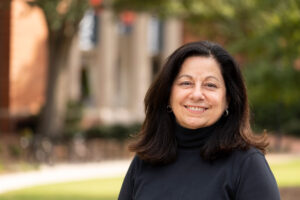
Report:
177,56,223,79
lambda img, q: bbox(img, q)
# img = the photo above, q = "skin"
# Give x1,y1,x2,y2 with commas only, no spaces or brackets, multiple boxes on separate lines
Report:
170,56,228,129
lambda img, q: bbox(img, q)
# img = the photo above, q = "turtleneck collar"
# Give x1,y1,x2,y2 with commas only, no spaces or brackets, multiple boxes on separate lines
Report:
174,117,223,149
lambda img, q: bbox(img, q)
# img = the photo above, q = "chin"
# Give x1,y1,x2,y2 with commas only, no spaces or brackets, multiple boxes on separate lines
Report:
184,123,205,129
186,120,207,129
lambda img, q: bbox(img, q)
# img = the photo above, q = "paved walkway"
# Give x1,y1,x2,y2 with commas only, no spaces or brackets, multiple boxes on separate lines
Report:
0,159,131,194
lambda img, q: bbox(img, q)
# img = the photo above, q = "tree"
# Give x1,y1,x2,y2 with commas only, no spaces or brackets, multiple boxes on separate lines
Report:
27,0,89,162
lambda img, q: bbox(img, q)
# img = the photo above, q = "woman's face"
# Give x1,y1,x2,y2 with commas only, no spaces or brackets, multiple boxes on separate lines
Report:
170,56,228,129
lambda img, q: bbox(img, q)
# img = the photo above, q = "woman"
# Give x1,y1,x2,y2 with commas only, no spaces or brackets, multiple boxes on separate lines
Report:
118,41,280,200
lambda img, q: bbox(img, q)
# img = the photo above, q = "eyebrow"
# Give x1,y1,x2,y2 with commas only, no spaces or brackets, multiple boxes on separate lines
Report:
176,74,193,79
205,76,220,82
176,74,221,82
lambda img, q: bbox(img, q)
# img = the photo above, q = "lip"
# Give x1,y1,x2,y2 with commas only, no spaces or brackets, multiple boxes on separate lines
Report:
184,105,208,114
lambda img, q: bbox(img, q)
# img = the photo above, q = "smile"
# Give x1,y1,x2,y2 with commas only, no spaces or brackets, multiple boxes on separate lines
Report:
184,105,208,113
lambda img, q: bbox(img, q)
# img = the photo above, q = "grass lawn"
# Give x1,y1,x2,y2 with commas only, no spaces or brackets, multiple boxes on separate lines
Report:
0,177,123,200
0,159,299,200
270,159,300,187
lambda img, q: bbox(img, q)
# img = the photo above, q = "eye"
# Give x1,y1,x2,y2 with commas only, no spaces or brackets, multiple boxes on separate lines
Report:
179,81,193,86
204,83,217,88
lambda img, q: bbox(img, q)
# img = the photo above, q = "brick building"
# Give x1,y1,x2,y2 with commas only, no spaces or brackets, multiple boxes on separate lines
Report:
0,0,48,134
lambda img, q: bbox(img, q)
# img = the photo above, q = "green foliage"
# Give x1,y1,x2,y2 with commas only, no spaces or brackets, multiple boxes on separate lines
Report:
28,0,89,33
244,61,300,135
114,0,300,65
113,0,186,17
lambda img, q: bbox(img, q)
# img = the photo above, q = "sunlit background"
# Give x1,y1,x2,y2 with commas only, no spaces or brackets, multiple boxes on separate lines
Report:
0,0,299,199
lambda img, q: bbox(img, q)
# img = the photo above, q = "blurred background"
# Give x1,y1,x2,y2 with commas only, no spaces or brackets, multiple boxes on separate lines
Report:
0,0,299,199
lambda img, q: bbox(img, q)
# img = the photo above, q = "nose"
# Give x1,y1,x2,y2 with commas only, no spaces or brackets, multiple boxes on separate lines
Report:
190,84,204,101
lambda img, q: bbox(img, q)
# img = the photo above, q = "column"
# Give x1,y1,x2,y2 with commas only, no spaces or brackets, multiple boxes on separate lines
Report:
128,13,151,122
90,9,117,124
67,34,81,102
162,18,183,62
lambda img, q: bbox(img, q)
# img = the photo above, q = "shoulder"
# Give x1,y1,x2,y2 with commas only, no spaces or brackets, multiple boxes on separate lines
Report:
231,148,280,199
230,147,265,165
229,147,271,183
127,155,146,173
129,155,143,168
230,147,278,187
233,146,263,157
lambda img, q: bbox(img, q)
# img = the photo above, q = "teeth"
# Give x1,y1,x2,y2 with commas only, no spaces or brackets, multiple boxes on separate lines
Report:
186,106,205,111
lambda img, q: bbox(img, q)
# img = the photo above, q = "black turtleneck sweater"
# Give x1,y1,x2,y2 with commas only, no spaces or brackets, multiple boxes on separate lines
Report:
118,123,280,200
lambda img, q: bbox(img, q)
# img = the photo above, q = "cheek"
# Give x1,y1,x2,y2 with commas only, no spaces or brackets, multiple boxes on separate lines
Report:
209,92,227,108
220,94,228,109
170,87,181,105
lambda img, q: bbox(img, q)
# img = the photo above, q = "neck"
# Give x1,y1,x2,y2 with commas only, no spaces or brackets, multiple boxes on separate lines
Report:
174,118,223,149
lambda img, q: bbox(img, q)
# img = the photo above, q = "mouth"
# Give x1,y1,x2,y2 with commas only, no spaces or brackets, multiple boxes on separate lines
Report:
184,105,208,113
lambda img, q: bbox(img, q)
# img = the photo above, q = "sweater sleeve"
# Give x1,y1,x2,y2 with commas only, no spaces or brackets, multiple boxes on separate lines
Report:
118,156,138,200
235,152,281,200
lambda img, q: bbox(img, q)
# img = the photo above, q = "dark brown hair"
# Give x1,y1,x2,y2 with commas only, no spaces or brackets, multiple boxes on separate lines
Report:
129,41,267,164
